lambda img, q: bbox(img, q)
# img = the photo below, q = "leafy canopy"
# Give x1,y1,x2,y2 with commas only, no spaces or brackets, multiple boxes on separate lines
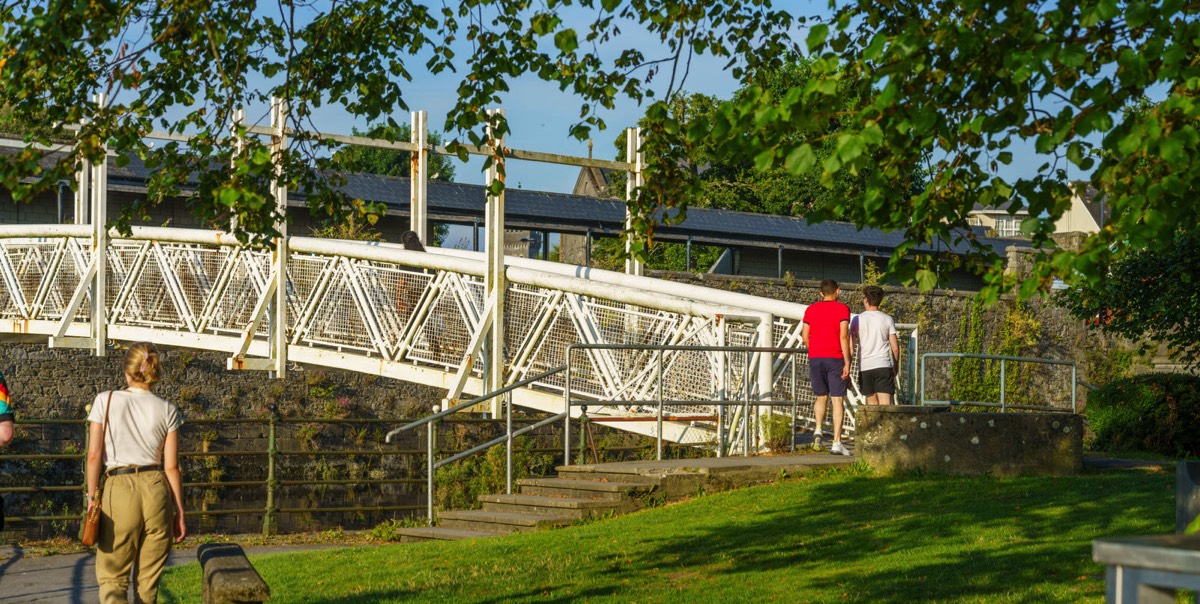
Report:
329,124,456,182
2,0,1199,300
1061,229,1200,368
0,0,796,243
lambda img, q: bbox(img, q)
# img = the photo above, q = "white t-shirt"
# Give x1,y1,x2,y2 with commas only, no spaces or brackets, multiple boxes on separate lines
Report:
88,388,183,469
850,310,898,372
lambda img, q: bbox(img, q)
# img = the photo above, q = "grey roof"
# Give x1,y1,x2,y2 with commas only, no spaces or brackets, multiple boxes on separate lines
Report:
18,150,1027,258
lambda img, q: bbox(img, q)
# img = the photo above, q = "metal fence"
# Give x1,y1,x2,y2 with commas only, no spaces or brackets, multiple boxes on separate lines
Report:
0,412,645,539
919,352,1078,412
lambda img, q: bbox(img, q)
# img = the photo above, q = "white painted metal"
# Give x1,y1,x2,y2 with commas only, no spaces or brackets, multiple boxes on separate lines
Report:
410,110,428,241
92,93,108,357
485,109,506,417
0,228,821,444
270,97,289,378
624,127,644,276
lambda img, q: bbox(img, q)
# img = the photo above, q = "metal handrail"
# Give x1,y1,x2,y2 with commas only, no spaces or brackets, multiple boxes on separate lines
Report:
919,352,1077,413
565,344,811,460
0,414,547,535
434,412,565,470
382,364,568,523
384,364,567,442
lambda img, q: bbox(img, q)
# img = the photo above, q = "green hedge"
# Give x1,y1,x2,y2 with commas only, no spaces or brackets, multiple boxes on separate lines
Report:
1087,373,1200,457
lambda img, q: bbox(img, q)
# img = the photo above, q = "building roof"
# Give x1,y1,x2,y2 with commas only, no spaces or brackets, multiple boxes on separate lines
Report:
13,149,1028,258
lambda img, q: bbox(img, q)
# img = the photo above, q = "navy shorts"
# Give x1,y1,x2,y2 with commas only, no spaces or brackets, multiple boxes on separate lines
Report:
859,367,896,396
809,358,847,397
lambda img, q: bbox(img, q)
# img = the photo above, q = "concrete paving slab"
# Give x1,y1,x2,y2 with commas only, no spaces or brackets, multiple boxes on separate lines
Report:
0,544,337,603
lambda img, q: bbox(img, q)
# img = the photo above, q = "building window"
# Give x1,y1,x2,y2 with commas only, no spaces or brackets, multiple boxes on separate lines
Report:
994,216,1021,238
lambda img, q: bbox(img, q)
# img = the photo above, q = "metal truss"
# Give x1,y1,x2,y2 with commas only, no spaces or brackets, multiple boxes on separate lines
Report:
0,224,890,448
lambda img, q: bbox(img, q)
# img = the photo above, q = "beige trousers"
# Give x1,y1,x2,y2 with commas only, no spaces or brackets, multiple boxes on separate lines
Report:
95,470,174,604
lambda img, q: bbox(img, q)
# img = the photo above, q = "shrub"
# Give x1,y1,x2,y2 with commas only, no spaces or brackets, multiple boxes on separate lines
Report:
1087,373,1200,457
761,413,793,452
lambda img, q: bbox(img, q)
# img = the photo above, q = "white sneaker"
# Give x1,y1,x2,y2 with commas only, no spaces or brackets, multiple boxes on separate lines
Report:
812,432,823,452
830,441,850,456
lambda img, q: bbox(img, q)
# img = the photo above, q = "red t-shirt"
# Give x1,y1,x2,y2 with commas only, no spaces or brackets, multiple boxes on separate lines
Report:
802,300,850,359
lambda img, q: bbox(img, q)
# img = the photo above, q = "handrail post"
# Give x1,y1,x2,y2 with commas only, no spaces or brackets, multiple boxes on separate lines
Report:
564,358,572,467
1071,363,1077,413
920,353,926,406
427,405,439,525
656,349,664,461
743,351,751,456
577,406,588,466
505,392,513,495
791,352,798,453
999,359,1007,412
263,405,279,537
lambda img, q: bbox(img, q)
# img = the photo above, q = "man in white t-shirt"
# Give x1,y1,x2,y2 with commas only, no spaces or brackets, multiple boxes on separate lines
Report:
849,285,900,405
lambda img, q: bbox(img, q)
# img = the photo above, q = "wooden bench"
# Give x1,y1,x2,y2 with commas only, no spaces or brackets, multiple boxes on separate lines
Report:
197,543,271,604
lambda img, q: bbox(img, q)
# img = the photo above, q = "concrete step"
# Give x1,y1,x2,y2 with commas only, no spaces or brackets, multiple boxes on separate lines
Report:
479,493,634,518
516,477,654,501
554,465,664,485
394,526,496,542
438,509,576,534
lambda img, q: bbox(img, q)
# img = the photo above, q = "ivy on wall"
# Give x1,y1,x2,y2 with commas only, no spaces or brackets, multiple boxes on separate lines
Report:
950,298,1043,406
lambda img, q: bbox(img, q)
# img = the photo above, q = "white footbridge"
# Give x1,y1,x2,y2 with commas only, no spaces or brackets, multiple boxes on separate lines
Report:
0,104,894,453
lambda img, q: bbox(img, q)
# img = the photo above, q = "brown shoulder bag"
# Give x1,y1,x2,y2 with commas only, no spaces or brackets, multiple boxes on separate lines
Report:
80,390,114,547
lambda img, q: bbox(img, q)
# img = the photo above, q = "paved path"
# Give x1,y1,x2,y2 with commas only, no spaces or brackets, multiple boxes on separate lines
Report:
0,544,335,603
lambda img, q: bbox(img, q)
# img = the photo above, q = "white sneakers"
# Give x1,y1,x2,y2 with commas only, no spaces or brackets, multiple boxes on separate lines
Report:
830,441,851,456
811,432,823,452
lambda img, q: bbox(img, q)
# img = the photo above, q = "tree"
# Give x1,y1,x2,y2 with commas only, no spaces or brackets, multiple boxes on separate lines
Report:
678,1,1200,300
5,1,1200,300
1062,229,1200,368
328,124,456,181
617,56,926,219
0,1,797,245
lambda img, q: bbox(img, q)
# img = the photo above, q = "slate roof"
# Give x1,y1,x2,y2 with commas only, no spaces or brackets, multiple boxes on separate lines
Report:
13,150,1027,257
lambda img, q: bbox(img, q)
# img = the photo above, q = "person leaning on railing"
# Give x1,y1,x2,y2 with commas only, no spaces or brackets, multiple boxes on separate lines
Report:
85,342,186,604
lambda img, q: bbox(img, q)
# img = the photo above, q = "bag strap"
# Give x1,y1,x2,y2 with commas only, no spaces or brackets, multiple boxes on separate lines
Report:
102,390,115,471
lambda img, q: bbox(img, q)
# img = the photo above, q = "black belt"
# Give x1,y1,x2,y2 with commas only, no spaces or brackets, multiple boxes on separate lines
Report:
106,464,162,477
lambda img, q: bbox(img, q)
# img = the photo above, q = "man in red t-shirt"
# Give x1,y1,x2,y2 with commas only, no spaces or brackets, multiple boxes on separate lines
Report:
801,280,852,455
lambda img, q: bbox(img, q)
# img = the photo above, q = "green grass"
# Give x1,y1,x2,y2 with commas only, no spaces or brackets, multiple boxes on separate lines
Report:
160,467,1175,603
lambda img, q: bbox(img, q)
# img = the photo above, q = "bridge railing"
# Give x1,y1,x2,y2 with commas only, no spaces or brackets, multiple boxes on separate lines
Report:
0,224,787,443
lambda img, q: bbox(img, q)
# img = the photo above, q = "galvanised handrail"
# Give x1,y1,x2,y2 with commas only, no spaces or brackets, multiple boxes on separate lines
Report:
383,364,568,523
919,352,1077,413
0,415,566,533
565,344,811,459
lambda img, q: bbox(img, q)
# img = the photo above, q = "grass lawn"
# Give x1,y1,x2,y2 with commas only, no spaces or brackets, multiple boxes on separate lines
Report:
159,466,1176,603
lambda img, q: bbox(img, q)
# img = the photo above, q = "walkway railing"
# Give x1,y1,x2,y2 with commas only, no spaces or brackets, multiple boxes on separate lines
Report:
919,352,1078,413
0,414,592,537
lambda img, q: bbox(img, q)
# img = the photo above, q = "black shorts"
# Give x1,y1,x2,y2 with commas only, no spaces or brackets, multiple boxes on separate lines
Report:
859,367,895,396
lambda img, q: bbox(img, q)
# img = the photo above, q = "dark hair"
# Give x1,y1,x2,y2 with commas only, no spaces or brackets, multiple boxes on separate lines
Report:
400,231,426,252
820,279,839,296
124,342,162,386
863,285,884,307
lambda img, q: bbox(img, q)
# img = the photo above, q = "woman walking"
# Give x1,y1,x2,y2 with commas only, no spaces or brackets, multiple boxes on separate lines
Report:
86,342,186,603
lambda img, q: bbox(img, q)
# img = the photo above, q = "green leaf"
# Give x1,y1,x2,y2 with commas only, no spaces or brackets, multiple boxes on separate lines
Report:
915,269,938,292
783,144,816,175
554,29,578,53
753,148,776,172
806,24,829,52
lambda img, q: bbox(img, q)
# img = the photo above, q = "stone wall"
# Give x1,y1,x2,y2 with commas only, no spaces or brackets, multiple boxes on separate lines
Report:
856,405,1083,476
653,270,1141,408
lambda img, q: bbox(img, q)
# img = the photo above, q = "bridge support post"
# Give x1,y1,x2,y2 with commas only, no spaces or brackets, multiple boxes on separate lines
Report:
757,314,775,452
91,93,107,357
270,97,289,379
410,110,429,243
624,127,643,276
485,109,507,416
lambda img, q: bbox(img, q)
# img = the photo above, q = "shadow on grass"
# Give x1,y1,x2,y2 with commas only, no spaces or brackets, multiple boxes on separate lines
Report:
611,469,1172,603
